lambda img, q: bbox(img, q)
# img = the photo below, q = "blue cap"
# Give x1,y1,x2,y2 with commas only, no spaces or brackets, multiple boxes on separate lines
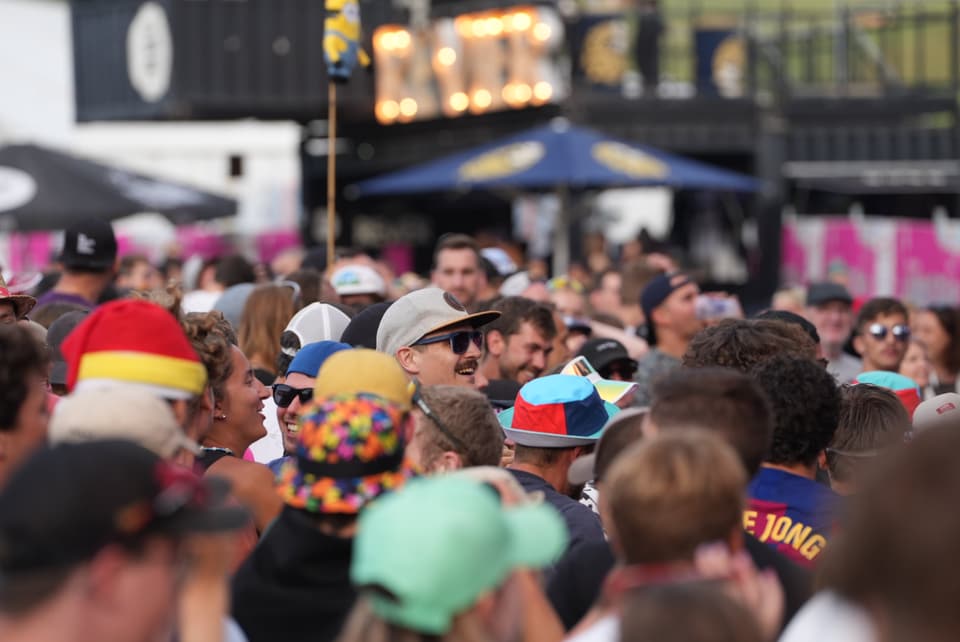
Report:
286,341,351,377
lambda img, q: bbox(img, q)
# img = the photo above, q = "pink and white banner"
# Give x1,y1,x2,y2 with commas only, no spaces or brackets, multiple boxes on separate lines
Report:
783,215,960,305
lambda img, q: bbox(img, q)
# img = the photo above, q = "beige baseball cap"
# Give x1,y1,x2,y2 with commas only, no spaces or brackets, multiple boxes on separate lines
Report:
375,287,500,357
49,387,201,459
913,393,960,432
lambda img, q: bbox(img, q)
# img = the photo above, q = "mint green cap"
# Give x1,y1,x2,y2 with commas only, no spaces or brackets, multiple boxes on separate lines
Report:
350,476,568,635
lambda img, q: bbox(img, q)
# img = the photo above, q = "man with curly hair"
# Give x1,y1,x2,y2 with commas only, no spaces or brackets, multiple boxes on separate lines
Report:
747,356,841,568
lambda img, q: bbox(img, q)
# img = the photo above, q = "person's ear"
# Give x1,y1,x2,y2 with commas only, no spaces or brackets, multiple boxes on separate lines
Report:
817,450,828,472
726,526,744,553
486,330,505,358
852,334,865,357
395,347,420,375
436,451,463,473
652,305,669,328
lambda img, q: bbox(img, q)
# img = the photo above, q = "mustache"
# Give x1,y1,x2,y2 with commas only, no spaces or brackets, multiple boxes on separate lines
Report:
457,357,480,371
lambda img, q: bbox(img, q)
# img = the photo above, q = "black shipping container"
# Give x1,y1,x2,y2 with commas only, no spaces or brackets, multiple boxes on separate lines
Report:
71,0,395,122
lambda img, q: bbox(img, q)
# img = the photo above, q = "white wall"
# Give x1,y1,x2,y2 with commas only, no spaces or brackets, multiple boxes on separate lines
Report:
0,0,302,241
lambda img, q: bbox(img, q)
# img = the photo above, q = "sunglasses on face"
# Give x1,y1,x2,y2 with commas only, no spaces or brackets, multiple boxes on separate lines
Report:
412,330,483,354
867,323,911,342
601,363,637,380
272,383,314,408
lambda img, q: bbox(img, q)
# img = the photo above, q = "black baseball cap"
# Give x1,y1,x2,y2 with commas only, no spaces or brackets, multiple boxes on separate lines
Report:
0,441,249,576
340,301,393,349
640,272,693,346
806,282,852,307
60,218,117,270
577,338,637,374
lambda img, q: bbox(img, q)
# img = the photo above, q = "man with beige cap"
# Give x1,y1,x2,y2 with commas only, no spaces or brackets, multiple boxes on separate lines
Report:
376,288,499,387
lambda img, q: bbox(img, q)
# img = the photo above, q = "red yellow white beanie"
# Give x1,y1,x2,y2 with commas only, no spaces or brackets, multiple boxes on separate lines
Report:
61,299,207,400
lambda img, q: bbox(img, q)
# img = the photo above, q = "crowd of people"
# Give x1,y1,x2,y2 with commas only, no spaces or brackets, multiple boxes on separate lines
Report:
1,217,960,642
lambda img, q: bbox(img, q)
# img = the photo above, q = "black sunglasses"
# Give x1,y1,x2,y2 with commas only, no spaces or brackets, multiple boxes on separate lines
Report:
601,362,637,380
867,323,911,342
412,330,483,355
272,383,313,408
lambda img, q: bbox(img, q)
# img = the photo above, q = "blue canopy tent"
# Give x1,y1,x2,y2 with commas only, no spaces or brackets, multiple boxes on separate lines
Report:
353,119,759,271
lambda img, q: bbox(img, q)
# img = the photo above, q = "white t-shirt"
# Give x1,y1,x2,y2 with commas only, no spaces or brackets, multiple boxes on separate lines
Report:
565,614,618,642
247,397,285,463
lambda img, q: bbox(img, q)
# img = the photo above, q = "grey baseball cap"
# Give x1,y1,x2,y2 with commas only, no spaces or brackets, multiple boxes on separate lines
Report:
376,288,500,356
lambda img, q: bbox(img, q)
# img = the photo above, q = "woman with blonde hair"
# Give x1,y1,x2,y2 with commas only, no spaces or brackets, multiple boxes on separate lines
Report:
238,284,297,386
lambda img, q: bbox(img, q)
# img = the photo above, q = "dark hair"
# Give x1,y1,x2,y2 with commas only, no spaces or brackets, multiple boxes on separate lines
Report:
854,298,909,335
828,384,909,484
751,356,841,467
285,268,322,307
0,325,48,431
482,297,557,343
620,261,660,307
683,319,818,372
117,254,150,277
926,305,960,374
621,582,764,642
215,254,256,288
432,234,480,271
593,411,646,482
650,368,773,476
755,309,820,345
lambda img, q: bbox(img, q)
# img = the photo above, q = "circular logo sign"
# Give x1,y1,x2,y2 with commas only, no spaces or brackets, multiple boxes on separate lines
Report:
0,167,38,213
458,142,545,182
127,2,173,103
592,142,668,180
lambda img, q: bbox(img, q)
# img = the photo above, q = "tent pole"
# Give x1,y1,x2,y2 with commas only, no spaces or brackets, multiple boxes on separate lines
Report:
552,185,571,276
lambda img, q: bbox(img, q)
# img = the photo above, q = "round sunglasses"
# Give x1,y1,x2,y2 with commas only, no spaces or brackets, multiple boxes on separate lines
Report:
866,323,910,342
272,383,313,408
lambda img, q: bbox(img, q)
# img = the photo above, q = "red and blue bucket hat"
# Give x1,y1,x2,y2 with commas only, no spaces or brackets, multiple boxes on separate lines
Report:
498,375,619,448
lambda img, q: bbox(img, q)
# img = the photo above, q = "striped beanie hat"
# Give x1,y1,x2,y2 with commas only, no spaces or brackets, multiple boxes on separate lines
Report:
61,299,207,399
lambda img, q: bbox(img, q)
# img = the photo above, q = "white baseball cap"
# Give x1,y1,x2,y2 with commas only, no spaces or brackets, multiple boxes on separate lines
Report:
281,303,352,358
331,265,386,297
376,288,500,356
49,387,200,459
913,393,960,432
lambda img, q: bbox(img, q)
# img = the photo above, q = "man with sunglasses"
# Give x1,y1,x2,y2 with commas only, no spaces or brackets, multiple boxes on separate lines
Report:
852,298,911,375
377,287,500,388
269,341,351,473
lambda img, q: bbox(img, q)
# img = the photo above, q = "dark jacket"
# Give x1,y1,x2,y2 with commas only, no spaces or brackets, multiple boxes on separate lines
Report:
231,507,356,642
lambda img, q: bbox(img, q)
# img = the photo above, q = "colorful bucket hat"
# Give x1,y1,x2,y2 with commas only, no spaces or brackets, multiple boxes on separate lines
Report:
854,370,923,417
278,393,413,514
498,375,619,448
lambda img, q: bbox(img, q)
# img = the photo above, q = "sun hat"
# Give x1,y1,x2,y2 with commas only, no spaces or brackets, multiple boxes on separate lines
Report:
854,371,923,417
350,476,567,635
498,375,618,448
0,274,35,319
277,393,413,514
376,288,500,357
